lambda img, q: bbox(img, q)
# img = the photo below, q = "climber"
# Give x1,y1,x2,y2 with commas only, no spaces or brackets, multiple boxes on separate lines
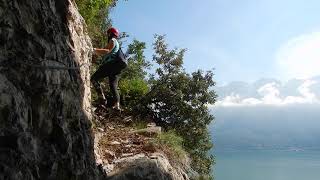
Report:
91,27,127,111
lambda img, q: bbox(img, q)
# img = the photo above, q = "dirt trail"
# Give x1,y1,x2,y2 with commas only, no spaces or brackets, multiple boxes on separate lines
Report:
92,107,160,171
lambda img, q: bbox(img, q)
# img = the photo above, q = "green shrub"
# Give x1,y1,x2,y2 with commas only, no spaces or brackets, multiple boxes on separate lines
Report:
132,119,148,130
76,0,115,47
119,78,149,110
154,130,187,160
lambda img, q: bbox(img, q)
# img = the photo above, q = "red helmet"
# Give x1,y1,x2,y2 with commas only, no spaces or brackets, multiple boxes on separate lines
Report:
107,27,119,38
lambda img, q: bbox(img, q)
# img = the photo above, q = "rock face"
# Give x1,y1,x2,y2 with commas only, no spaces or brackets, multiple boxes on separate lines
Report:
0,0,193,180
107,153,190,180
0,0,100,179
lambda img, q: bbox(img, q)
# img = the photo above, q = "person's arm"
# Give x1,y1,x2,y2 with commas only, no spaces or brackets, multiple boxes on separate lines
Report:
93,40,115,56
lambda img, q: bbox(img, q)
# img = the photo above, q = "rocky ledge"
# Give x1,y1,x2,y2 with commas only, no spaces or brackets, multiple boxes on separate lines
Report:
93,110,192,180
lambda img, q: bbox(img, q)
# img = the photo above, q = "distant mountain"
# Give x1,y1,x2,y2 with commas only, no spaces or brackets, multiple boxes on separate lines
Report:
215,76,320,100
310,75,320,97
211,76,320,151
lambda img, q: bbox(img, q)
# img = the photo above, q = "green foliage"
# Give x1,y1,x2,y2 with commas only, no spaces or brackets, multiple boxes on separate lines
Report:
119,40,151,110
132,120,148,130
122,40,151,79
75,0,116,47
154,130,187,159
119,78,148,109
141,35,217,176
76,0,112,25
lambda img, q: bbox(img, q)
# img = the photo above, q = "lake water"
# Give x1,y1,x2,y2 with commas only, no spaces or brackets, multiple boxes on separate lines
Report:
213,150,320,180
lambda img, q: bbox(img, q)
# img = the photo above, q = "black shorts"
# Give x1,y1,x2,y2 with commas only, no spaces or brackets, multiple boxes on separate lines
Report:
91,60,127,80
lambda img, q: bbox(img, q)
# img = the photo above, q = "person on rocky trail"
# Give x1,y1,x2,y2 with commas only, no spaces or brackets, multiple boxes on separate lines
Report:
91,27,127,111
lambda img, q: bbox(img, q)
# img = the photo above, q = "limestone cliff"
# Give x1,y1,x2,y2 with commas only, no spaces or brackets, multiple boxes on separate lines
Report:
0,0,99,179
0,0,192,179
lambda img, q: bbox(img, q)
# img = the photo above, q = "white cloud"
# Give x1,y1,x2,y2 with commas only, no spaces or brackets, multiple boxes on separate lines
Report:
258,82,282,105
276,32,320,79
215,80,319,107
283,80,317,104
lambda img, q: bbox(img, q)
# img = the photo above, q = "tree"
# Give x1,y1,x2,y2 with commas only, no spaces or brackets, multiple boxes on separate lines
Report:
122,40,151,80
142,35,217,176
119,40,151,110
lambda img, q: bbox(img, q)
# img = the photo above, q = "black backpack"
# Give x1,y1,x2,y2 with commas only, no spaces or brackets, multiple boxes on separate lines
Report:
114,48,128,68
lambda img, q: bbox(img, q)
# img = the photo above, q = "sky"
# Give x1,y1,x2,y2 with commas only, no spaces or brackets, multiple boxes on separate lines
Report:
111,0,320,85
